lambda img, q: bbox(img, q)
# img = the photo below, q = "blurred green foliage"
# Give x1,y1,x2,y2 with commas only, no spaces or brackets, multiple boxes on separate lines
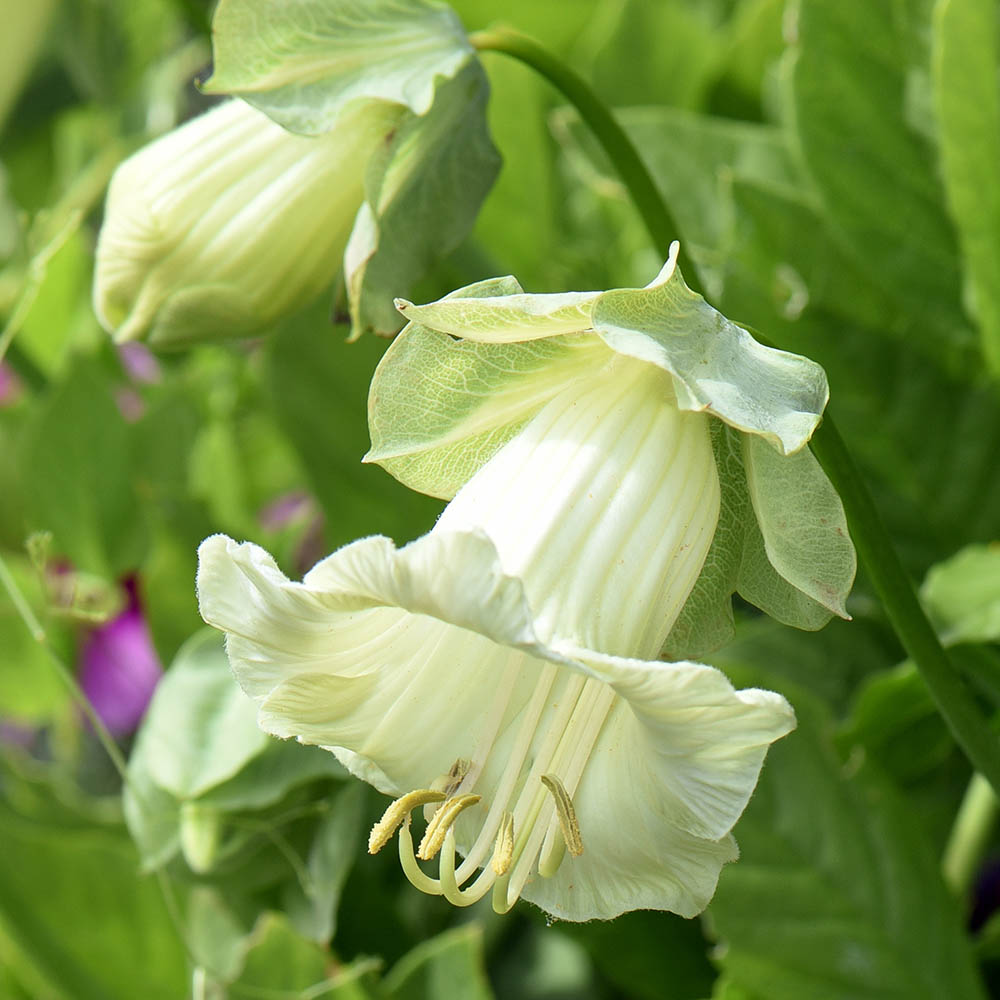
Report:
2,0,1000,997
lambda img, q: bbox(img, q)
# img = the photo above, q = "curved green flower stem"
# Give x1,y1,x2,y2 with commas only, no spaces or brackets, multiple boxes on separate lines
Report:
809,421,1000,795
471,25,1000,795
943,772,999,894
469,27,704,297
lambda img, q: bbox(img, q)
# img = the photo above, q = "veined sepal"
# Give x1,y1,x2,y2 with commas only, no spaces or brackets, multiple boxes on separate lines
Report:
202,0,499,340
369,252,855,654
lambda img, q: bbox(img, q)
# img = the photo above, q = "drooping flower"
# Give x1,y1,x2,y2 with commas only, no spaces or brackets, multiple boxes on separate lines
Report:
93,97,402,346
196,249,847,920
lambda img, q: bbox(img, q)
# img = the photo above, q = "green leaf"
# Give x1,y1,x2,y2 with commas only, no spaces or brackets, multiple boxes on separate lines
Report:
706,684,987,1000
932,0,1000,373
617,107,799,254
840,662,954,784
346,63,500,338
592,256,829,455
198,741,344,812
784,0,970,364
0,792,188,1000
234,912,379,997
204,0,474,134
383,924,494,1000
558,910,715,1000
743,433,855,619
138,630,268,800
366,324,607,499
20,359,147,576
921,543,1000,645
285,782,365,945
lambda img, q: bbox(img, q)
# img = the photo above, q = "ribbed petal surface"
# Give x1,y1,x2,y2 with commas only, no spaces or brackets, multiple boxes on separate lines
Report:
436,354,721,659
94,98,400,342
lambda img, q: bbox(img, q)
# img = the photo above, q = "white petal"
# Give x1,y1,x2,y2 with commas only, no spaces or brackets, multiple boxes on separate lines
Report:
564,646,795,841
198,532,793,921
437,354,720,660
197,531,554,796
522,645,794,921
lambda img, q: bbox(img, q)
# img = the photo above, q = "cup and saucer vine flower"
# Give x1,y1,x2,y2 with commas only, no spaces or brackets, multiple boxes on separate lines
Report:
197,244,855,921
93,0,499,346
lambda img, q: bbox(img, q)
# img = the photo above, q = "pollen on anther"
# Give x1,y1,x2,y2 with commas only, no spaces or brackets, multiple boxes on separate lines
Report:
416,793,481,861
491,812,515,875
541,773,583,857
368,789,446,855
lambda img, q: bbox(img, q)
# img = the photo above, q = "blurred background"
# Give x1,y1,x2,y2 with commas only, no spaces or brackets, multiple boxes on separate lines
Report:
3,0,1000,997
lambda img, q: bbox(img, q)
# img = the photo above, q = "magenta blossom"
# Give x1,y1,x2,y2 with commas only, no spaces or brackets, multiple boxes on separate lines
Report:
79,578,162,737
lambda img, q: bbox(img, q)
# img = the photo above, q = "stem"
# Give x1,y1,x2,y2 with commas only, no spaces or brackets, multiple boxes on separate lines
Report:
0,551,129,783
469,27,703,296
810,420,1000,794
471,25,1000,794
943,772,999,894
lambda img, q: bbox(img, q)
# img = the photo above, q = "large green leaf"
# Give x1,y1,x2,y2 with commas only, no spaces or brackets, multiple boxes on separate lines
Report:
285,782,365,945
706,684,986,1000
784,0,970,365
0,790,188,1000
138,630,268,801
233,912,379,998
932,0,1000,373
204,0,473,133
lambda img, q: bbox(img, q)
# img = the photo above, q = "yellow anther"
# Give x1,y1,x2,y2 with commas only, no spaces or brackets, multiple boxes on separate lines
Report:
541,773,583,858
368,789,446,855
491,812,515,876
416,793,481,861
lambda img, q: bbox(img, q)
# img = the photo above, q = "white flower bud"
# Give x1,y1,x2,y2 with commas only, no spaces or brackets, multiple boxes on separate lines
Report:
94,98,400,346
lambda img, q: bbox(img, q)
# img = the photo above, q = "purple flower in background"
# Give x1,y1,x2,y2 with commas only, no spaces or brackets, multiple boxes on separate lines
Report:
79,577,162,737
117,342,162,384
258,490,326,575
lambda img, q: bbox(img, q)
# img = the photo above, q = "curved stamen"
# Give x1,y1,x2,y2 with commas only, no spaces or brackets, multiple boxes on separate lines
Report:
440,828,498,907
491,872,514,914
541,772,583,857
453,663,559,883
417,793,481,861
538,685,615,874
369,789,445,854
504,679,612,908
398,815,442,895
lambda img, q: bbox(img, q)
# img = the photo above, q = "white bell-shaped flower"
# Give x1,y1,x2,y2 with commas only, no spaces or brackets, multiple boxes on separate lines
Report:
198,317,801,920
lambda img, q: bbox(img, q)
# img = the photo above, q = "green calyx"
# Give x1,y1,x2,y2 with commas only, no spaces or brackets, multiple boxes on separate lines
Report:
367,253,855,657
